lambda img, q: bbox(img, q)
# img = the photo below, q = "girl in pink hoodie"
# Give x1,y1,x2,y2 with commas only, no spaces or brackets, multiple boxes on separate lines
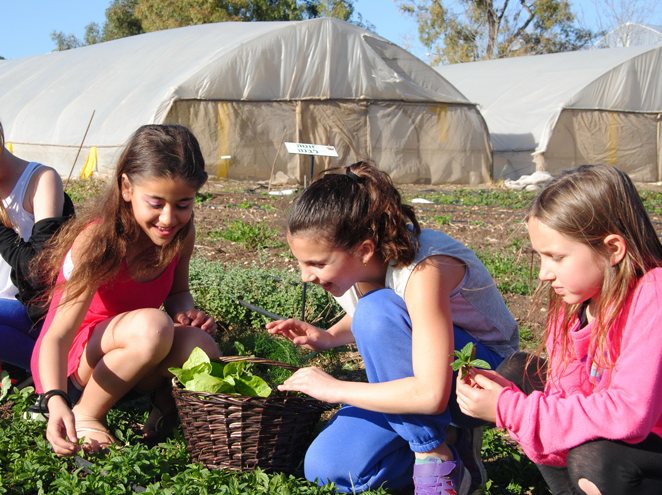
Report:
456,164,662,495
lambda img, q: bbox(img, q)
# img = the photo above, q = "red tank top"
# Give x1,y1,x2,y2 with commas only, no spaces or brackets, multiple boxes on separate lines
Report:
31,256,179,392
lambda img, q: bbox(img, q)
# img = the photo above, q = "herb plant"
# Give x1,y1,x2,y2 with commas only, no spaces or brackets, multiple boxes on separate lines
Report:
169,347,272,397
451,342,492,379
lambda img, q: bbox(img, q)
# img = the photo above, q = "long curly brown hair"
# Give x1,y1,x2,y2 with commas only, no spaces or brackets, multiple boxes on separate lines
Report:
528,164,662,379
287,160,420,267
32,124,208,306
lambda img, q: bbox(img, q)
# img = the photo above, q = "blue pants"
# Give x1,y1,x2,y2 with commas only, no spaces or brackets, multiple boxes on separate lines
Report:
0,297,36,370
304,288,504,493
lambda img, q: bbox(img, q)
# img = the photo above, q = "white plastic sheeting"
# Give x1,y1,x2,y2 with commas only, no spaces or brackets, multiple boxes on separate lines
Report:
437,46,662,182
596,23,662,48
0,18,491,184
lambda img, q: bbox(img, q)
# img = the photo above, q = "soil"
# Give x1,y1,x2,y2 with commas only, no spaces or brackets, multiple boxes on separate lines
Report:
0,402,12,421
190,178,662,340
193,180,533,266
72,176,661,339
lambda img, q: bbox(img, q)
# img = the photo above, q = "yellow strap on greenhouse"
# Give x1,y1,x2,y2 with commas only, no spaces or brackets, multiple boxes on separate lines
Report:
216,102,231,178
80,146,97,179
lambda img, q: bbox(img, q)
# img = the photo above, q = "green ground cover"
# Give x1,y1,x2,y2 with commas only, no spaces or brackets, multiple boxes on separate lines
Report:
1,181,659,494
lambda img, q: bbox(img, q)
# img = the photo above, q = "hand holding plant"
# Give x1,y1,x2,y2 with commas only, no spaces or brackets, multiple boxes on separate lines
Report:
451,342,491,381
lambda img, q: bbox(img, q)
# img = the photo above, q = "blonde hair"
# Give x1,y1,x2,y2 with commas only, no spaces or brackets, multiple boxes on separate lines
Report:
528,165,662,376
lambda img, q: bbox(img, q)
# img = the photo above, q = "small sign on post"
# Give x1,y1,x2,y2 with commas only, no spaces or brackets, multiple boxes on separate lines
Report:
284,142,339,157
283,142,338,319
284,142,338,185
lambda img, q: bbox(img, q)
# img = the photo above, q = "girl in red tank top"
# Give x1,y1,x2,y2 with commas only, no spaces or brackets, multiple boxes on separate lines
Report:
31,125,220,455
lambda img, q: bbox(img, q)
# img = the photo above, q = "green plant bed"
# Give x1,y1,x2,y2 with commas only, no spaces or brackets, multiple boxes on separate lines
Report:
475,247,534,297
207,220,285,250
0,391,549,494
406,189,537,209
481,428,549,494
0,386,391,494
189,258,343,332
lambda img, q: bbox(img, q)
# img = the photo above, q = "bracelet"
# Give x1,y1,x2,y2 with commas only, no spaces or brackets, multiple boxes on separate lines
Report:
38,389,73,413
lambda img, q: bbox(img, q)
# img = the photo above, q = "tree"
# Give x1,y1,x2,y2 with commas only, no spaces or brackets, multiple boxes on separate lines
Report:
398,0,596,65
50,32,83,52
588,0,661,47
50,0,142,50
590,0,660,32
135,0,360,29
103,0,144,41
51,0,364,52
314,0,375,30
83,23,104,46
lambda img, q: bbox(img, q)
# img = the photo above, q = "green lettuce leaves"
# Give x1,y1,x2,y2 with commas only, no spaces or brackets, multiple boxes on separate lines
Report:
169,347,272,397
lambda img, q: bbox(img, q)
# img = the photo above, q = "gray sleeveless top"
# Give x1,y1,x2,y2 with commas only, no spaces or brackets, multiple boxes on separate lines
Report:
336,228,519,358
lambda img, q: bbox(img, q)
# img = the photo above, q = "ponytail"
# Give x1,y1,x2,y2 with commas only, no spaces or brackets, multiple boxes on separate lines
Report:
288,161,420,266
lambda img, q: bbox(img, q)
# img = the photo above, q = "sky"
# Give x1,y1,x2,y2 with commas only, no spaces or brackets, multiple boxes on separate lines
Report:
0,0,660,62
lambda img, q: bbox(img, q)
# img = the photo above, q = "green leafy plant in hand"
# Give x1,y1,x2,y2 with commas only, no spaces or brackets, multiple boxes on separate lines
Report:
169,347,272,397
451,342,491,380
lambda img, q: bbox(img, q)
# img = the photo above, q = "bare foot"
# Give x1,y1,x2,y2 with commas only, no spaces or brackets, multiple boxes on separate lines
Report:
73,413,117,453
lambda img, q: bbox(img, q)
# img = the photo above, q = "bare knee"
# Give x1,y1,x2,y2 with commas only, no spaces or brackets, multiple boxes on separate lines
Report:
578,478,601,495
197,332,221,360
129,309,175,362
567,442,607,495
169,327,220,367
184,328,220,360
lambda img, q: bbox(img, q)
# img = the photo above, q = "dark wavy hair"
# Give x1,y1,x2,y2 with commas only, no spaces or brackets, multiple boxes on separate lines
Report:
287,160,420,266
34,124,208,305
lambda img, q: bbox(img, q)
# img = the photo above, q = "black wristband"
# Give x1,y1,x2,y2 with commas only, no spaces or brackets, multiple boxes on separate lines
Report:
39,389,73,412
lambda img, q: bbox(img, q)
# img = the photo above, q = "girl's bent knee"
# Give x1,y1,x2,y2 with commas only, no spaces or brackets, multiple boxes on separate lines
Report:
304,443,362,492
566,442,611,494
175,327,220,360
194,331,220,359
352,289,411,343
129,309,175,359
578,478,602,495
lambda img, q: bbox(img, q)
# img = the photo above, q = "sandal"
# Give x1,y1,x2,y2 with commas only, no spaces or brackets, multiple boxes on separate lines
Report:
74,414,117,453
141,389,180,447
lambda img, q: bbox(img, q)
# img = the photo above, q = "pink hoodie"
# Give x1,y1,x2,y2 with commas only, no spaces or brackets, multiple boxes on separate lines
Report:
496,268,662,466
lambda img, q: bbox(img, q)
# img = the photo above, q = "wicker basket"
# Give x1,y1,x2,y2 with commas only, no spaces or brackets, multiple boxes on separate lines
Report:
171,356,331,474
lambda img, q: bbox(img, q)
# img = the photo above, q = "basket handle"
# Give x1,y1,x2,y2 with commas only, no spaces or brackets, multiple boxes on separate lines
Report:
215,355,299,371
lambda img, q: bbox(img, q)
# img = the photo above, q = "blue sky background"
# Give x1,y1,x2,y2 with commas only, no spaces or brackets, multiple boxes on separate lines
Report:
0,0,660,62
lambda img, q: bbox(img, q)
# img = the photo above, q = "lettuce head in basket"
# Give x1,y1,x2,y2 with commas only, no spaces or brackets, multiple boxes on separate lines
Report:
169,347,272,397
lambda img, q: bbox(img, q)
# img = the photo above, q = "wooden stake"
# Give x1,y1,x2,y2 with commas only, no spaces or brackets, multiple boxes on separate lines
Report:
65,109,95,187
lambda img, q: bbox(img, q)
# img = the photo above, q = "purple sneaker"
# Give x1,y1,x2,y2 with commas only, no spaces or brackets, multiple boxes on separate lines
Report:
413,447,471,495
